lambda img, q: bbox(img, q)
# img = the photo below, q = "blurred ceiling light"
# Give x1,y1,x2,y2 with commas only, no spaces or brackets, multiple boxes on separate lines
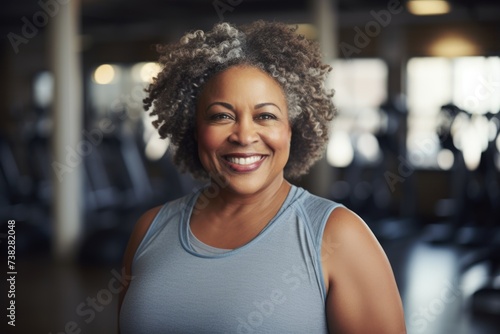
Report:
93,64,115,84
327,131,354,168
428,35,479,57
407,0,451,16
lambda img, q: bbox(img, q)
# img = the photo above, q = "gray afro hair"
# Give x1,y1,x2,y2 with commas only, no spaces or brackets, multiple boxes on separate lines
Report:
143,20,335,179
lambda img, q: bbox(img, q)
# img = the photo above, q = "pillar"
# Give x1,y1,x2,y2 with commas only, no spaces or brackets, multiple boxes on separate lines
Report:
50,0,83,263
300,0,338,197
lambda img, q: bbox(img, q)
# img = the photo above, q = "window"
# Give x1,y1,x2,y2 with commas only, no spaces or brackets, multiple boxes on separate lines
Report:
327,58,388,167
406,56,500,169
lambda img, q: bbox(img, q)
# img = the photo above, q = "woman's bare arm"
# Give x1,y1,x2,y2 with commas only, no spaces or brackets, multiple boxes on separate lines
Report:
322,207,406,334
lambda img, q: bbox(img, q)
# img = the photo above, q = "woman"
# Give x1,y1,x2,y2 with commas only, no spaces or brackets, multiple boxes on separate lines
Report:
119,21,406,333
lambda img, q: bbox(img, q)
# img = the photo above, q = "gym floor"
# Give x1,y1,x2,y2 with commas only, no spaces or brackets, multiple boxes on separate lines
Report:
2,224,499,334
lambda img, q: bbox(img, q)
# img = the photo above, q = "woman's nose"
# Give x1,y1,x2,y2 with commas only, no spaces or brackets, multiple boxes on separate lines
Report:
228,117,259,146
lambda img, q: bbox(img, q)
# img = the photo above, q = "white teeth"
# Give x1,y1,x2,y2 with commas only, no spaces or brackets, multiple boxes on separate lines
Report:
226,155,262,165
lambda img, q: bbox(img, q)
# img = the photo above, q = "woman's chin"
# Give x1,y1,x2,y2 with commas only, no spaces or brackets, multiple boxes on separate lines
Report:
218,172,285,198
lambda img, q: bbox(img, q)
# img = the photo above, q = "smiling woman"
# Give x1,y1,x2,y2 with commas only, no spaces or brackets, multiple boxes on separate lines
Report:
196,66,291,198
118,21,406,334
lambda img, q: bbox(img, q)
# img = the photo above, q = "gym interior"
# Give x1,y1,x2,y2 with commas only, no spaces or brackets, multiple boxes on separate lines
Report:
1,0,500,333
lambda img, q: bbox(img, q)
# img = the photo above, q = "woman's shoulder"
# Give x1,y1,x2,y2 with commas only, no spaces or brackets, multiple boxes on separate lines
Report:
134,206,164,237
324,206,368,236
130,191,197,241
121,192,196,268
322,206,395,288
291,186,344,236
322,206,381,257
122,206,163,267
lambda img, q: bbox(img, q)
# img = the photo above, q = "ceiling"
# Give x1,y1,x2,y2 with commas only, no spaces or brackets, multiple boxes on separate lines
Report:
2,0,500,40
1,0,499,64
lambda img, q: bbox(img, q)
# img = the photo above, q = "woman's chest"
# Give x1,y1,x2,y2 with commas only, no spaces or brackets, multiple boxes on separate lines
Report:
121,235,328,333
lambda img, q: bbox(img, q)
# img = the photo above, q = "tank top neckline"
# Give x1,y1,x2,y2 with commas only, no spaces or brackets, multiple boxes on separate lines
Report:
179,184,302,258
188,226,233,255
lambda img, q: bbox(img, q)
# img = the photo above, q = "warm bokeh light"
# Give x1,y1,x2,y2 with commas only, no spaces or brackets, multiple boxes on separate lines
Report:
407,0,451,16
132,62,161,83
93,64,115,84
294,24,317,40
140,62,161,83
428,35,480,57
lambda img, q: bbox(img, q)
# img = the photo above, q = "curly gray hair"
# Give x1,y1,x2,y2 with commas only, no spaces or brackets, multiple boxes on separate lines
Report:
144,20,335,179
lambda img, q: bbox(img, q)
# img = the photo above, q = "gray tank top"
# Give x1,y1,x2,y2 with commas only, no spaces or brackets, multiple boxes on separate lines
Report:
120,185,342,333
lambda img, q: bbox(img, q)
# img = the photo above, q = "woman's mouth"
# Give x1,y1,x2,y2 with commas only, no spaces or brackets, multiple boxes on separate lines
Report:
224,155,264,165
222,154,266,172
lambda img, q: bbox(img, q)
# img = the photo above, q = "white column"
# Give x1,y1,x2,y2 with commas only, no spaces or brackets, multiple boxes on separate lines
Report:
50,0,83,263
313,0,338,60
302,0,338,197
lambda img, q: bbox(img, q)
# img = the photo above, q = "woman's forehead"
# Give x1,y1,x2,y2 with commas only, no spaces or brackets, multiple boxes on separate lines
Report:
198,65,286,103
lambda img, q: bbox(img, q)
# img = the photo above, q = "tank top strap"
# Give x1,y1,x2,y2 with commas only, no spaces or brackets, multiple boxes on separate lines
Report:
294,190,345,254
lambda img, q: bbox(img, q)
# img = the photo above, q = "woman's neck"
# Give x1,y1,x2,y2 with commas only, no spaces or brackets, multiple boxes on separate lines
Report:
189,178,292,249
207,177,291,217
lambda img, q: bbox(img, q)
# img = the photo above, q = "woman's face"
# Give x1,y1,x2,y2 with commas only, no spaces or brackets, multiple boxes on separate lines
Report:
196,65,291,196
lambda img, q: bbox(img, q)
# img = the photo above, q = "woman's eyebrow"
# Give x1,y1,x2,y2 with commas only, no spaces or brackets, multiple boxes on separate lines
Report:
205,102,234,112
255,102,282,113
205,101,283,113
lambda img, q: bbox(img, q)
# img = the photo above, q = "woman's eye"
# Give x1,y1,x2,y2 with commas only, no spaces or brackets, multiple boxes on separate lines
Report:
257,113,277,120
209,113,232,121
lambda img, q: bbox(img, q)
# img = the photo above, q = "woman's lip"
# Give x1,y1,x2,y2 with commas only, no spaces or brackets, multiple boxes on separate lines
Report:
222,153,264,158
222,155,266,173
